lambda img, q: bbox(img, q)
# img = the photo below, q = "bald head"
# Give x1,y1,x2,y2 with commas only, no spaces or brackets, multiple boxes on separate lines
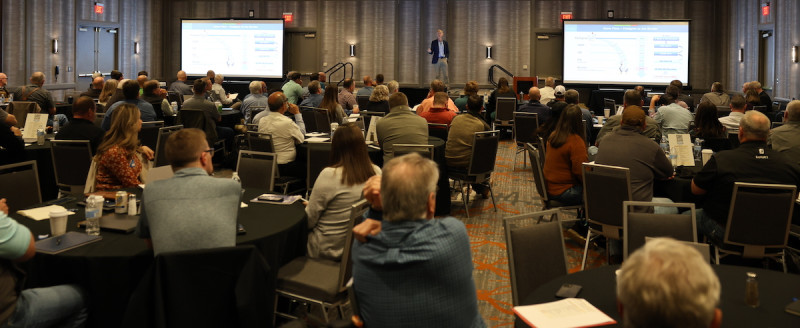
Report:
137,75,148,87
0,73,6,87
30,72,45,86
92,76,105,89
177,70,187,81
739,110,770,141
267,92,287,112
528,87,541,101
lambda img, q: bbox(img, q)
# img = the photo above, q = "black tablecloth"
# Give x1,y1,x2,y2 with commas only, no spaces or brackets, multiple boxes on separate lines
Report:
16,187,306,328
220,109,243,129
24,139,58,201
518,265,800,327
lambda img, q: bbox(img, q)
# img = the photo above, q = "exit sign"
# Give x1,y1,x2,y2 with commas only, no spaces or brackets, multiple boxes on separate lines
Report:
282,12,293,23
761,3,770,16
94,3,104,14
560,12,573,22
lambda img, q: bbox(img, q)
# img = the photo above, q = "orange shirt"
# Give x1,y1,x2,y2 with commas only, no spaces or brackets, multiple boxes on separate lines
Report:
542,134,587,196
419,107,457,126
95,145,142,191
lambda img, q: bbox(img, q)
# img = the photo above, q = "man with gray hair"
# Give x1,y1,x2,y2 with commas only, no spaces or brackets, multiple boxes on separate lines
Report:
299,81,322,108
13,72,68,128
169,70,193,95
539,76,556,104
386,80,399,94
241,80,269,122
768,100,800,151
692,110,800,242
617,237,722,328
352,153,485,328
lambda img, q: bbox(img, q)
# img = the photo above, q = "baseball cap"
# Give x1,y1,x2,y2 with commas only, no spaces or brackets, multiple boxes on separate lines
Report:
554,85,566,97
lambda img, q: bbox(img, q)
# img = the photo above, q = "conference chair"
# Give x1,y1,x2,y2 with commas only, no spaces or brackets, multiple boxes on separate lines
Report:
7,101,41,128
361,111,385,132
138,121,165,151
716,106,731,117
245,132,303,194
715,182,796,272
93,112,105,128
448,131,499,218
50,140,93,198
166,91,183,110
728,132,740,148
299,107,318,132
493,97,516,131
526,144,582,215
147,100,165,120
154,125,184,167
248,106,267,124
603,98,616,115
0,161,41,212
513,112,539,169
503,209,569,306
622,201,697,260
236,150,276,191
427,123,449,141
753,105,767,114
391,144,434,160
314,108,331,133
356,95,370,109
274,199,369,325
306,143,333,198
580,163,632,270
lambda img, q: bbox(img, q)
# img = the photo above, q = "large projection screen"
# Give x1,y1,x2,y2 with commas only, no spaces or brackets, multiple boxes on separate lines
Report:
181,19,284,78
563,20,690,86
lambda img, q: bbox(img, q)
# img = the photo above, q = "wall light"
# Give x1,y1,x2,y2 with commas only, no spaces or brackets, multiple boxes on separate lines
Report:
486,46,492,59
349,44,356,57
793,45,798,63
134,42,140,54
52,39,59,54
738,48,744,63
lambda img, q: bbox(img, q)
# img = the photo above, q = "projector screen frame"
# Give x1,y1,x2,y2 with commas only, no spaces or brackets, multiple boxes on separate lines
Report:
561,19,691,88
180,17,286,80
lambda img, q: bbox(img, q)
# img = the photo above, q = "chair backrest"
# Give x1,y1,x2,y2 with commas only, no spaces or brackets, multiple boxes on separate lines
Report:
495,97,516,122
138,121,165,151
392,144,434,160
154,125,184,167
772,121,785,129
526,143,550,204
622,201,697,260
94,112,105,128
467,131,500,178
339,200,370,292
727,132,740,148
50,140,93,192
503,209,568,306
356,95,370,109
0,161,41,212
8,101,41,128
702,137,732,152
427,123,449,141
315,108,331,133
246,131,274,152
166,91,183,110
95,103,105,114
178,109,217,143
716,106,731,117
582,163,632,239
248,106,267,124
603,98,616,112
299,108,317,132
306,143,332,191
236,150,276,191
724,182,796,256
147,101,165,120
753,105,767,113
361,111,385,130
514,112,539,145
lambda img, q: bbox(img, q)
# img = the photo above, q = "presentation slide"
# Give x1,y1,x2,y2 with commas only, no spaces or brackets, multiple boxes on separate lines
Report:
563,20,690,86
181,19,284,78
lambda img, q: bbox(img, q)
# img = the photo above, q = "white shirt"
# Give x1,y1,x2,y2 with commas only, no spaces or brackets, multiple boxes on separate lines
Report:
718,111,745,134
539,86,555,105
257,111,306,164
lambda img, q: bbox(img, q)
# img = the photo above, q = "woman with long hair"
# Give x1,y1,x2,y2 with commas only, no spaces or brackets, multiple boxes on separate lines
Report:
692,102,727,139
319,85,347,124
98,79,118,107
542,104,588,205
93,104,154,191
364,84,390,113
745,89,760,111
305,122,380,260
487,77,517,122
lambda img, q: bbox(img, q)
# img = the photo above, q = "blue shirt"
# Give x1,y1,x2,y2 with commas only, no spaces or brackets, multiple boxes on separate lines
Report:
438,41,445,58
353,217,485,328
102,99,157,130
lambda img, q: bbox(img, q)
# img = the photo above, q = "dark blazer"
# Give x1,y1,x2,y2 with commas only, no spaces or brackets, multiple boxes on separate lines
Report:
429,39,449,64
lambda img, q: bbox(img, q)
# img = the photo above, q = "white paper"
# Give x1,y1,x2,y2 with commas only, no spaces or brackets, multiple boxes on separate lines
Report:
305,137,330,143
227,93,238,100
366,116,381,143
21,113,48,142
17,205,75,221
514,298,616,328
668,134,695,166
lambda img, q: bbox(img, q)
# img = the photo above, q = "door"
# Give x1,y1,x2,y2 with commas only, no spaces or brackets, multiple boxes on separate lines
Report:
758,30,774,91
77,26,118,88
285,31,318,75
534,32,563,80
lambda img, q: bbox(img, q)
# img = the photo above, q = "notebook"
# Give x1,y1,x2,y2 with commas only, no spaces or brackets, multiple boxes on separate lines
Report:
35,232,102,254
78,213,140,233
21,113,48,142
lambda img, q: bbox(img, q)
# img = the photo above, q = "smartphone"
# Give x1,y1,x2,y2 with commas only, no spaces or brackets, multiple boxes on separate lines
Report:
555,283,582,298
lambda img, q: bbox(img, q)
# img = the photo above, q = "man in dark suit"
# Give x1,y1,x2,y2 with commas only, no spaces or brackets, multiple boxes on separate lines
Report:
427,29,449,85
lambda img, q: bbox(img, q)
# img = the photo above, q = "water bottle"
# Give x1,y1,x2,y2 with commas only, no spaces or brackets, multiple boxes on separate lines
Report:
8,94,12,102
660,136,669,154
745,272,759,308
85,195,103,235
171,101,178,115
52,119,59,133
0,95,5,104
693,138,703,162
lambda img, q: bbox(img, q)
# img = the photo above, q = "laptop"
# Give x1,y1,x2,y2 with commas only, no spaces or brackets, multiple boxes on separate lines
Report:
78,213,139,233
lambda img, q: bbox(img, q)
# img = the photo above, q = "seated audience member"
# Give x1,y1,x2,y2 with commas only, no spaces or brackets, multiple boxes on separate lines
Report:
140,80,173,117
745,89,760,111
652,85,693,135
258,92,306,178
692,111,800,243
617,237,722,328
0,104,17,127
539,76,556,104
0,72,14,99
752,80,772,112
180,79,234,150
543,104,588,205
768,100,800,151
374,74,384,86
0,198,88,327
518,86,551,123
416,79,458,114
93,104,154,191
545,85,566,108
376,92,428,163
80,76,104,98
700,82,730,107
564,89,594,138
597,90,662,145
454,80,480,112
13,71,68,128
445,95,491,198
352,153,485,328
486,77,516,122
668,79,691,109
55,96,105,154
306,123,380,260
318,85,347,124
168,70,193,95
98,79,118,107
338,78,358,114
209,74,240,110
241,80,269,123
386,80,399,94
136,128,241,256
281,72,303,105
102,80,157,130
301,72,321,99
363,84,390,113
419,92,457,126
692,101,727,139
0,121,24,165
355,75,375,97
136,74,148,95
110,69,123,81
719,94,747,134
298,81,323,108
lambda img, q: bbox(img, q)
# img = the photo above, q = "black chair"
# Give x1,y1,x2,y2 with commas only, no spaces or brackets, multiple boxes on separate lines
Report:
167,91,183,110
716,106,731,117
702,137,732,152
361,111,385,132
147,100,165,120
448,130,499,218
580,163,632,270
178,110,226,159
248,106,267,124
50,140,93,197
356,95,370,109
728,132,740,148
154,125,184,167
427,123,449,141
0,161,41,212
503,209,568,306
715,182,796,272
306,143,333,198
753,105,768,114
622,201,697,260
244,132,303,194
236,150,276,191
526,144,582,214
315,108,331,133
391,144,434,160
603,98,616,115
493,97,516,130
513,112,539,169
300,108,318,132
138,121,165,152
94,112,105,128
7,101,40,128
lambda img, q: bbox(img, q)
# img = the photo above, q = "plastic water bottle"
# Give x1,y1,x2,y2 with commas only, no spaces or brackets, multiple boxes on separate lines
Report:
85,195,103,235
0,95,5,104
171,101,178,115
660,136,669,154
8,94,13,102
693,138,703,162
745,272,759,308
52,119,59,133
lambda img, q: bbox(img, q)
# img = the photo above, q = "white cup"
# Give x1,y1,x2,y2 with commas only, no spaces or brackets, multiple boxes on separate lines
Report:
49,210,69,237
353,104,359,113
604,108,611,117
701,149,713,165
597,116,605,125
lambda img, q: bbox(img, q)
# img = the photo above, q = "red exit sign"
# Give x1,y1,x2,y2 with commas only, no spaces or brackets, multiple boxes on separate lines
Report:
282,12,293,23
94,3,104,14
561,12,573,22
761,3,770,16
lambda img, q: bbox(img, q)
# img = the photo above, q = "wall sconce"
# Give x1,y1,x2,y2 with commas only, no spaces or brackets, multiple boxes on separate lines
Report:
349,44,356,57
738,48,743,63
134,42,140,54
52,39,59,54
607,10,614,19
793,45,798,63
486,46,492,59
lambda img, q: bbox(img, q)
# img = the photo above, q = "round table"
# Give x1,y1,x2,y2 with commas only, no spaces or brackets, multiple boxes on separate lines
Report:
518,265,800,327
15,187,307,328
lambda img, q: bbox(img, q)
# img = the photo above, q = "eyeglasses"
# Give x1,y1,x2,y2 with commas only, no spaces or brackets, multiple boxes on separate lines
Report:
203,149,214,154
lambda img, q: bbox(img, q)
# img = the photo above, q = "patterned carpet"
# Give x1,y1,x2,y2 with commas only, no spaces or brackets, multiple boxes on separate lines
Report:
448,139,607,327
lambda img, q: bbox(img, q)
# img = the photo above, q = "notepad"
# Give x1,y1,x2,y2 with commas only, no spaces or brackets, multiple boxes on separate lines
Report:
35,232,102,254
21,113,48,142
305,137,330,143
513,298,616,328
251,194,302,205
17,205,75,221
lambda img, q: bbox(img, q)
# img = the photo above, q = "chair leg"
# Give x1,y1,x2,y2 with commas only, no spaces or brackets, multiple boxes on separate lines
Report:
714,247,720,265
581,230,593,271
488,182,497,212
463,183,471,218
782,253,788,273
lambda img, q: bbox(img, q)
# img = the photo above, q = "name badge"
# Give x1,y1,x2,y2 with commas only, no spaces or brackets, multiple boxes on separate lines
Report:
130,159,136,167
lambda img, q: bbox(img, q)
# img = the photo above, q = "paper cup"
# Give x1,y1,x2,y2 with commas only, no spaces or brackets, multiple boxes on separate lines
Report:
604,108,610,117
701,149,713,165
49,210,69,237
597,116,604,125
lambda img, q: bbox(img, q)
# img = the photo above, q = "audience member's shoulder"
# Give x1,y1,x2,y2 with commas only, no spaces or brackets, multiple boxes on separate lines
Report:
436,216,468,233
